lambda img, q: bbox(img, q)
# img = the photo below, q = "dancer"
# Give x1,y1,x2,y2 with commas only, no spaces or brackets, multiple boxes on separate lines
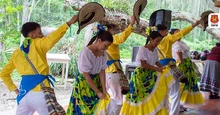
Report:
66,28,113,115
120,30,174,115
156,20,200,115
171,29,204,107
105,15,135,115
0,14,78,115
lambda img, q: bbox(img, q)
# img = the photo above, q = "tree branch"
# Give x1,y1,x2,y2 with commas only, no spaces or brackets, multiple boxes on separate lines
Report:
67,0,220,40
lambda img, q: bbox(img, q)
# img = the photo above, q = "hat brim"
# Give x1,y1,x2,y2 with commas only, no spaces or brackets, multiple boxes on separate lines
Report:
133,0,147,24
77,2,105,34
200,10,214,31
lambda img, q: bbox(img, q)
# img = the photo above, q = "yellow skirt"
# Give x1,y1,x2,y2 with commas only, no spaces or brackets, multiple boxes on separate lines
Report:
180,83,204,107
95,95,111,115
66,74,111,115
120,67,174,115
178,58,204,107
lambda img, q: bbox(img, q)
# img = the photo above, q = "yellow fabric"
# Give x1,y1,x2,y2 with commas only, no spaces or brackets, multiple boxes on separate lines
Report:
158,25,193,59
0,23,69,92
180,83,204,107
95,95,111,115
106,25,133,73
120,67,174,115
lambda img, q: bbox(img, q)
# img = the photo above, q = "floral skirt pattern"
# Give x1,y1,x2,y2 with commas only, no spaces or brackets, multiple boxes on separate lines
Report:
120,67,174,115
66,74,110,115
178,58,204,107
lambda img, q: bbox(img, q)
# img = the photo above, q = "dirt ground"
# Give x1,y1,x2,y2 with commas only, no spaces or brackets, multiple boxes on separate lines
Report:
0,80,73,112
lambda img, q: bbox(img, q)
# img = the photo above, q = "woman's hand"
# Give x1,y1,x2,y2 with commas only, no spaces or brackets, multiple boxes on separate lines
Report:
103,90,109,97
97,91,106,99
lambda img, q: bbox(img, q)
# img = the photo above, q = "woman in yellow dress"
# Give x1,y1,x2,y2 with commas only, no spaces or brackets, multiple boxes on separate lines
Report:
120,29,175,115
171,29,204,107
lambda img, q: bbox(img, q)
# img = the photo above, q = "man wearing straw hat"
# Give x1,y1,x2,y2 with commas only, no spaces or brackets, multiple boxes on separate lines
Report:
105,0,147,114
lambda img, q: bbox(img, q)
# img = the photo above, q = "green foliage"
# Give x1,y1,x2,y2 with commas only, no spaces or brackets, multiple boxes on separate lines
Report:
48,24,85,78
120,33,146,59
98,0,133,14
0,0,22,63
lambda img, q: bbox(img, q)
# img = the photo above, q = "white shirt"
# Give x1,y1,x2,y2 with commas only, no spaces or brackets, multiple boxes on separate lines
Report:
136,46,159,66
78,47,108,75
172,41,190,60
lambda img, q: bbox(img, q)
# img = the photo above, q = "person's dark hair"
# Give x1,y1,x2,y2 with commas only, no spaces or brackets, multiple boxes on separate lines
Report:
145,31,162,45
200,50,210,61
216,42,220,46
170,28,180,35
156,24,167,31
190,51,201,60
105,24,117,30
87,30,113,46
21,22,41,37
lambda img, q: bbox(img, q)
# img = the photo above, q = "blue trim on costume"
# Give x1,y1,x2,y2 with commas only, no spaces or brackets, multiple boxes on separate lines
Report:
16,74,56,104
107,60,122,69
20,39,32,56
158,58,176,66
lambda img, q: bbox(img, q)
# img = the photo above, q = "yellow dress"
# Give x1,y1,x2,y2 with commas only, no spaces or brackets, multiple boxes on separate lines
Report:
178,58,204,107
66,74,111,115
120,67,174,115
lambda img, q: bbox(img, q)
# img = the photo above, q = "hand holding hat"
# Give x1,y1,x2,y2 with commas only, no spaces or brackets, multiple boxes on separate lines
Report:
130,15,136,26
199,10,214,31
77,2,105,34
133,0,147,24
67,15,78,26
192,19,200,28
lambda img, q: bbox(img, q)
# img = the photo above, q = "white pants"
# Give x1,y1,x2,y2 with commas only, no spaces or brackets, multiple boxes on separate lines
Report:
169,75,180,115
108,99,122,115
106,73,123,115
16,91,49,115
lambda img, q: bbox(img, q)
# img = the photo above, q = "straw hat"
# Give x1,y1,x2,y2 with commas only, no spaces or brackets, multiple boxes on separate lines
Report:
77,2,105,34
200,10,214,31
133,0,147,24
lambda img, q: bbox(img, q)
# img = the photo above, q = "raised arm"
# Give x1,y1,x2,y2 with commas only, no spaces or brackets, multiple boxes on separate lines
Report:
113,15,135,45
37,15,78,53
169,20,200,43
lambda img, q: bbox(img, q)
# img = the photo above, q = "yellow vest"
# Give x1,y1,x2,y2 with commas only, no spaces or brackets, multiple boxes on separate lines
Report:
105,25,133,73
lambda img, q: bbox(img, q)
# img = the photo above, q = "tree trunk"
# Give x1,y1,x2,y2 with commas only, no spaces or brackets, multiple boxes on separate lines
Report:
66,0,220,40
99,11,220,40
20,0,29,45
28,0,35,21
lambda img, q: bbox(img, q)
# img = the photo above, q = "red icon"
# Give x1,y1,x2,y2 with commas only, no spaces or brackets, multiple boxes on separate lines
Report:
210,14,219,23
